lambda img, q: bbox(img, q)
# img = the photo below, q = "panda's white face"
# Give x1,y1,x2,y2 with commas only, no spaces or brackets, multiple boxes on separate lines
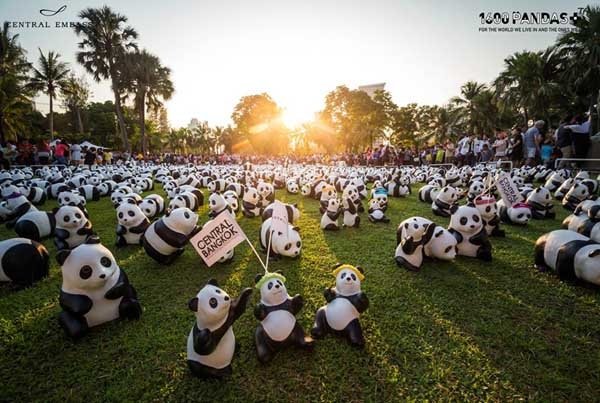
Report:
117,203,145,225
450,206,483,233
139,199,157,218
164,207,197,234
168,196,187,211
438,186,458,203
469,181,484,196
427,227,458,260
61,243,117,291
566,183,589,201
56,206,87,229
300,184,311,196
194,284,231,328
209,193,227,212
476,201,498,219
509,206,532,224
327,198,341,212
59,191,83,207
243,187,260,204
527,187,552,205
343,185,358,201
287,182,299,194
320,185,336,201
259,277,288,306
335,268,361,296
368,199,382,211
274,227,302,258
223,191,239,210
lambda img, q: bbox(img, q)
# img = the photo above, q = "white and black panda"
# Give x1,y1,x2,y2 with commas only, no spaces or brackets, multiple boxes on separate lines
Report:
226,182,244,198
56,237,142,339
223,190,240,214
139,194,165,220
208,192,232,218
253,272,314,363
396,216,434,245
367,199,390,223
423,226,458,261
467,180,485,202
497,200,532,225
311,264,369,347
562,182,593,212
256,182,275,208
418,184,440,204
259,218,302,258
22,186,47,205
14,210,56,241
473,196,504,237
526,187,555,219
78,185,100,202
394,222,436,271
242,187,262,218
58,190,87,214
142,207,199,265
535,230,600,285
321,198,341,230
187,280,252,378
3,193,37,227
319,184,337,214
53,206,94,250
554,178,576,201
0,238,49,287
286,179,299,194
208,178,227,194
370,188,389,211
448,205,492,261
342,196,360,228
432,186,459,217
48,182,70,199
342,184,364,214
116,202,151,247
262,202,300,224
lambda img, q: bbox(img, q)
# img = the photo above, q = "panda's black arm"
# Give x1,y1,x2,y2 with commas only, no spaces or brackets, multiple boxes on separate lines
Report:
229,288,253,323
448,228,463,243
189,225,202,238
345,198,357,214
104,270,132,300
324,287,337,303
488,216,500,226
76,221,94,236
354,293,369,313
254,303,268,321
468,230,487,246
290,294,304,315
55,228,70,240
422,223,437,245
401,236,419,254
7,203,31,220
116,224,127,235
192,324,216,355
129,220,150,234
59,291,93,315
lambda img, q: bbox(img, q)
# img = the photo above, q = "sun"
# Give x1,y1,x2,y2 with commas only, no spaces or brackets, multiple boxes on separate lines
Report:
280,108,312,128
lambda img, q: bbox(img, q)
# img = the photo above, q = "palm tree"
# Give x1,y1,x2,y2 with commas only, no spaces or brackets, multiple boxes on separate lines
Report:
74,6,138,151
122,50,173,154
61,74,90,135
558,5,600,133
0,22,33,143
29,49,70,140
450,81,488,134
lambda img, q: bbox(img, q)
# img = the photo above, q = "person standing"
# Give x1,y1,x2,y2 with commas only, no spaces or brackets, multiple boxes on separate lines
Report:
54,140,69,166
556,115,574,168
70,143,81,166
104,149,113,165
523,120,544,166
37,139,51,165
565,114,592,165
492,130,507,161
508,127,523,168
457,134,474,166
83,146,96,167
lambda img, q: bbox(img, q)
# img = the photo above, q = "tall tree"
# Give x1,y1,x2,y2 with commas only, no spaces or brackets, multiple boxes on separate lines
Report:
29,49,70,140
75,6,138,151
450,81,488,134
61,73,90,135
0,22,33,143
122,49,174,154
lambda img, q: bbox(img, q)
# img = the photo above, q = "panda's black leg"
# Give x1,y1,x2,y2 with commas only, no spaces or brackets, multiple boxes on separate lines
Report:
354,216,360,228
58,311,89,340
115,235,127,248
491,226,505,237
119,296,142,320
324,224,339,231
381,216,390,223
476,246,493,262
54,238,70,251
534,236,549,271
164,248,185,265
311,307,330,339
255,325,275,364
368,215,375,223
187,360,232,378
290,322,314,349
344,319,366,348
395,256,420,272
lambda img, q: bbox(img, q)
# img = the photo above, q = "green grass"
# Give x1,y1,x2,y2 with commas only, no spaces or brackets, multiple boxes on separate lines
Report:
1,185,599,402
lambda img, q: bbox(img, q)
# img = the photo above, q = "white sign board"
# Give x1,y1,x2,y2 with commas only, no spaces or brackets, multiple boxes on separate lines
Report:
495,173,523,206
190,211,245,267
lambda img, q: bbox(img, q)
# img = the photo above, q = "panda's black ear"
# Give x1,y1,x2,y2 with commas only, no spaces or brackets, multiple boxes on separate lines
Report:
333,262,343,269
589,249,600,258
56,249,71,265
450,205,459,214
127,199,136,205
254,274,263,284
207,278,219,287
85,236,101,244
52,207,60,215
188,297,199,312
292,226,300,233
355,265,364,275
466,202,475,208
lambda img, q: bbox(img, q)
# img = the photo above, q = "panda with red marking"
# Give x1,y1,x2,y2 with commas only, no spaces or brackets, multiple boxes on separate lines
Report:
186,279,252,378
311,263,369,347
535,230,600,285
57,237,142,339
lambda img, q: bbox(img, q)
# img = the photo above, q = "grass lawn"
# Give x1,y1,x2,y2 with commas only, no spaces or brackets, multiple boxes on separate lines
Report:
1,184,599,402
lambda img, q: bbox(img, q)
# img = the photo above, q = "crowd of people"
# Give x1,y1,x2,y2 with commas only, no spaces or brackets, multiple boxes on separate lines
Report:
0,114,595,169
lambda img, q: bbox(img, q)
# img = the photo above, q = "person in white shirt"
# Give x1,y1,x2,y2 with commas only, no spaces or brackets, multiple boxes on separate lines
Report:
565,114,592,161
70,143,81,165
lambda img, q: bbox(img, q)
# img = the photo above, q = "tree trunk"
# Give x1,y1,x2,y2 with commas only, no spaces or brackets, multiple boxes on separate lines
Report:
139,93,146,155
49,94,54,141
112,83,129,152
76,107,84,135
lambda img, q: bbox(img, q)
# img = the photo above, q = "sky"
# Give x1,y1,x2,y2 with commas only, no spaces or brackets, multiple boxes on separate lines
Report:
1,0,588,128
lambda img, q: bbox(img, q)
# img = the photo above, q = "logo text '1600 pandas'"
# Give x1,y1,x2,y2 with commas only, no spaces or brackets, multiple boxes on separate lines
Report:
478,8,584,25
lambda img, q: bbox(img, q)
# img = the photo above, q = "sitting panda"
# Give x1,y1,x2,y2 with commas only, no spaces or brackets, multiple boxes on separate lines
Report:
56,237,142,339
342,196,360,228
54,206,95,250
142,207,200,265
526,187,555,219
535,230,600,285
208,192,232,219
223,190,240,214
367,199,390,223
394,223,436,271
286,179,299,194
253,272,314,363
259,218,302,259
448,205,492,261
396,216,434,245
14,210,56,241
139,194,165,220
242,187,262,218
418,184,440,204
257,182,275,208
370,188,388,211
187,279,252,378
0,238,49,287
262,202,300,224
431,186,459,217
321,198,341,230
319,184,337,214
497,200,532,225
311,264,369,347
473,196,504,237
116,202,150,247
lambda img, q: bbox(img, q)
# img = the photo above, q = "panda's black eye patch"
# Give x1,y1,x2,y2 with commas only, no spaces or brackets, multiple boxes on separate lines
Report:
215,289,221,294
517,213,524,219
435,230,442,237
460,217,468,225
472,215,480,223
285,243,291,250
100,257,111,267
277,280,282,286
64,215,70,222
75,213,82,219
351,273,356,281
128,211,135,217
209,297,218,309
80,265,92,279
445,245,452,253
267,282,273,290
341,272,346,279
184,212,190,219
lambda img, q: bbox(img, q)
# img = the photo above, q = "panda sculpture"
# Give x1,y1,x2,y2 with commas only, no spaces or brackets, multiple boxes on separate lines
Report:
254,272,314,363
367,199,390,223
222,190,240,214
562,182,593,212
208,192,232,218
448,205,492,261
14,210,56,241
116,202,151,247
3,193,37,227
526,187,555,219
535,230,600,285
142,207,200,265
262,202,300,224
319,184,337,214
54,206,95,250
394,223,436,271
187,279,253,378
259,218,302,259
139,194,165,220
418,184,440,204
0,238,49,287
321,198,341,230
342,196,360,228
242,187,262,218
396,216,434,246
57,237,142,339
78,185,100,202
473,196,504,237
497,200,532,225
423,226,458,262
431,186,459,217
311,264,369,347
